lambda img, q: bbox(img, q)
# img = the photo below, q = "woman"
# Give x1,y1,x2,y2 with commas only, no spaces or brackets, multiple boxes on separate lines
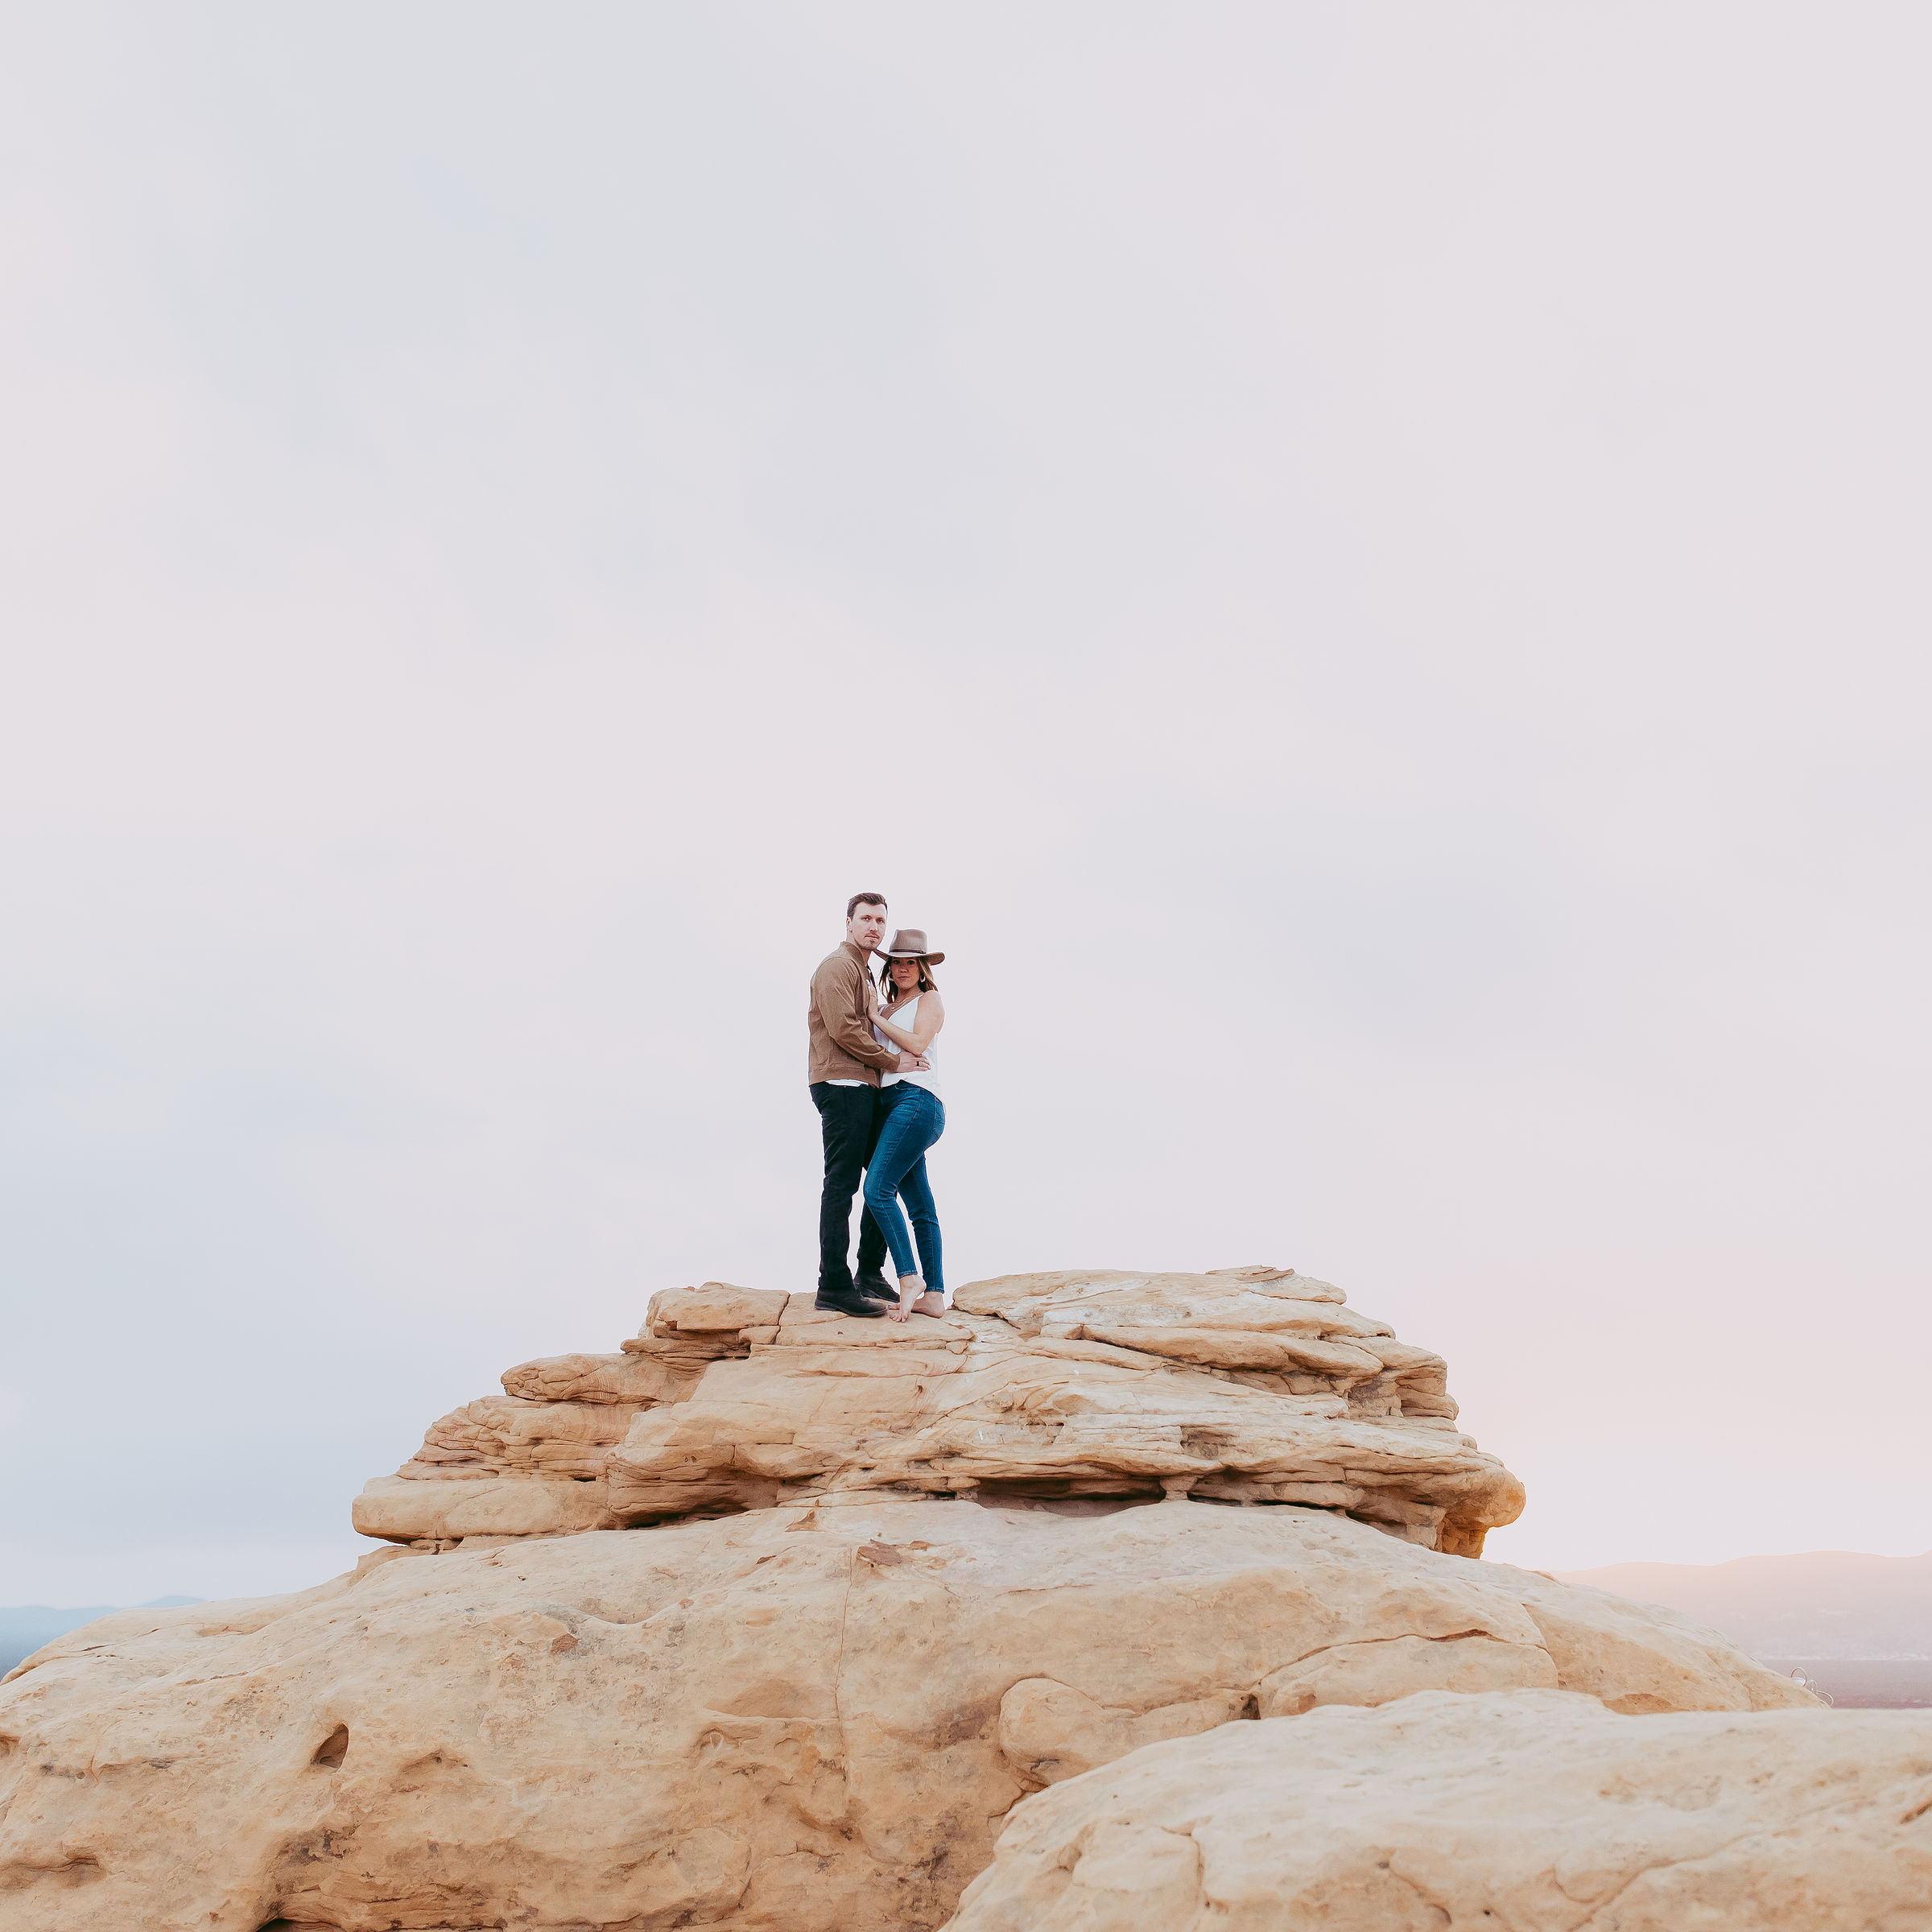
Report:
864,929,947,1322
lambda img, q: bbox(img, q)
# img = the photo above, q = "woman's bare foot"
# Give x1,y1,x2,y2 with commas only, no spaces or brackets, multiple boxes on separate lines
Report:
912,1291,947,1317
888,1274,924,1323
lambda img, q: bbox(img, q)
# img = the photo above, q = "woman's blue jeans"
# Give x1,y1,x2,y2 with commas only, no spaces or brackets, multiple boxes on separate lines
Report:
862,1084,945,1294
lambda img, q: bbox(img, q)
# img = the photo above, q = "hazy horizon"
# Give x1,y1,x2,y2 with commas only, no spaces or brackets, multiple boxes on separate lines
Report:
4,2,1929,1605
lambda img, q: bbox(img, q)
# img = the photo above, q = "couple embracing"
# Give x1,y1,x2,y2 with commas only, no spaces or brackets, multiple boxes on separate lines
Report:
807,892,947,1323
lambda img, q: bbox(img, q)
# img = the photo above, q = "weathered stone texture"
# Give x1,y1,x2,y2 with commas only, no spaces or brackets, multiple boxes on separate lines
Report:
353,1269,1522,1556
949,1688,1932,1931
0,1504,1807,1932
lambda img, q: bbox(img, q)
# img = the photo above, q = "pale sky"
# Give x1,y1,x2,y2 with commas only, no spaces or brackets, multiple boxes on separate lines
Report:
3,3,1928,1604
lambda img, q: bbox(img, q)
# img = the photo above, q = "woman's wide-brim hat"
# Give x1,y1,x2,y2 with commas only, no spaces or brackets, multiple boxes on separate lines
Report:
883,927,946,965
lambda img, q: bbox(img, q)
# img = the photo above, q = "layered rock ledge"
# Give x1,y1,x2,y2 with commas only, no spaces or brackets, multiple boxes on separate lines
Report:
353,1267,1525,1556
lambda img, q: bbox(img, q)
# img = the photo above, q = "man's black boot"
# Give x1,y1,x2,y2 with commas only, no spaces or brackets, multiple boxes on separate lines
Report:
814,1284,887,1318
852,1272,896,1303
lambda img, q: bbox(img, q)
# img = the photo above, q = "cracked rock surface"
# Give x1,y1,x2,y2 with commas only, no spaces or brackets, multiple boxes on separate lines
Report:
355,1269,1525,1556
0,1500,1808,1932
947,1687,1932,1931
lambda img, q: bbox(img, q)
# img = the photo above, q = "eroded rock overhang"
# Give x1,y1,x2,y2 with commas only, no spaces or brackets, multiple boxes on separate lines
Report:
353,1266,1526,1556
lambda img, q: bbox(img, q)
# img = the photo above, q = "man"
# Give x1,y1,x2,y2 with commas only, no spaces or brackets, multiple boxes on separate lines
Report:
808,892,927,1316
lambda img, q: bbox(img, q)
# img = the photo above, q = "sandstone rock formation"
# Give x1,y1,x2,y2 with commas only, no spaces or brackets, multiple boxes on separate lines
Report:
355,1269,1524,1557
948,1688,1932,1930
0,1503,1810,1932
0,1267,1827,1931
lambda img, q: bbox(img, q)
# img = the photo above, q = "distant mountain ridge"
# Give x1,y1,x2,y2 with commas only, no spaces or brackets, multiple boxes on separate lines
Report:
0,1599,200,1676
1558,1550,1932,1662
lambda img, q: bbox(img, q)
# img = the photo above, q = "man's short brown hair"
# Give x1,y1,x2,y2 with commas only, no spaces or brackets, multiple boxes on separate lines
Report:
847,891,887,919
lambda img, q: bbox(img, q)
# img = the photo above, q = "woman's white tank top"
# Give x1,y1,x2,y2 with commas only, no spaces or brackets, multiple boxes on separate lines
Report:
877,993,941,1097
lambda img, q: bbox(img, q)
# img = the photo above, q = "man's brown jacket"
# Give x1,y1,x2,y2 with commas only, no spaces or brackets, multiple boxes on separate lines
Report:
808,940,901,1085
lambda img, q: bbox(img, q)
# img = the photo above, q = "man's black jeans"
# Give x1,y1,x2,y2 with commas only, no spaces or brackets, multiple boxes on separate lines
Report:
810,1082,890,1295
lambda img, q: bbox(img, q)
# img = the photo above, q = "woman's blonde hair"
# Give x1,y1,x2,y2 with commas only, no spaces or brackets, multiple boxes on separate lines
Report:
880,956,938,1001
